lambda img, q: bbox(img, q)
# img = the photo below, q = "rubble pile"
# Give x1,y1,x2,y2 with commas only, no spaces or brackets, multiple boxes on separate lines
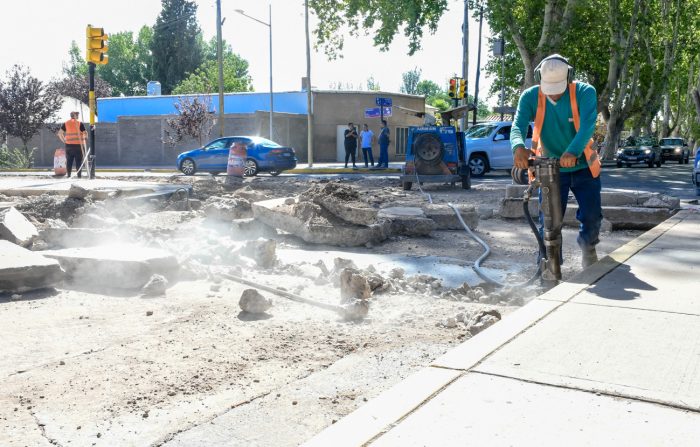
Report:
439,308,502,334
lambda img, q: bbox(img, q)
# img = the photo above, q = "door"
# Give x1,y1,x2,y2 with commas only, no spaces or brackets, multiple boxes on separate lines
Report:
490,125,512,169
200,138,230,169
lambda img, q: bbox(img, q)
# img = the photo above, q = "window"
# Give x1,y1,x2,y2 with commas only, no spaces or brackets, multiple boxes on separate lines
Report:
204,139,230,150
395,127,408,155
465,124,497,138
495,125,511,140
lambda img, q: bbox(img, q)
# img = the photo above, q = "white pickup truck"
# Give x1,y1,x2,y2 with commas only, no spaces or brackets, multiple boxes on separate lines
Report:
464,121,533,177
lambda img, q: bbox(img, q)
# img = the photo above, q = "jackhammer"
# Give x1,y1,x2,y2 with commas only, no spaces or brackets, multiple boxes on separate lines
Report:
512,157,564,287
448,156,563,289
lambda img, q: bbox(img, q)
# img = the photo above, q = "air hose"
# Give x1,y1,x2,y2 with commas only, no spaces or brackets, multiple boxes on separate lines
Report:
411,165,544,288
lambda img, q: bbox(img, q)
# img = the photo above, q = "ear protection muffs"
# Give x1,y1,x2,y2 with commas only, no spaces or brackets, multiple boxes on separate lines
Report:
534,55,575,84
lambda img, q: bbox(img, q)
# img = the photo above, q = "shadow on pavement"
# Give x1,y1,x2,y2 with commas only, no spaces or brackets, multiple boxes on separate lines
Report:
586,264,656,300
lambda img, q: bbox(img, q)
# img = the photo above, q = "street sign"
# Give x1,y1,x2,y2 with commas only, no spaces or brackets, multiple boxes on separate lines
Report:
375,97,392,107
364,107,392,118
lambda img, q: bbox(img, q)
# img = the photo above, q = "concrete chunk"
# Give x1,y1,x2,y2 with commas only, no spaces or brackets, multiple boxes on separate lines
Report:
0,207,38,247
378,207,436,236
0,240,64,292
42,245,179,290
252,198,389,247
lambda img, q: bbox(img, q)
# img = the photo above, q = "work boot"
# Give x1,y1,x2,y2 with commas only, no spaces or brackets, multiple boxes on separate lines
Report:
582,247,598,268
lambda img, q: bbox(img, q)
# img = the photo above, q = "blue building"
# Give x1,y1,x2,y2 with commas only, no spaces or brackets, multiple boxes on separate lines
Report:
97,91,309,123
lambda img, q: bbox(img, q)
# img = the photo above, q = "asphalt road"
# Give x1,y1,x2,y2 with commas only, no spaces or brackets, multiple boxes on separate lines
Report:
475,162,699,201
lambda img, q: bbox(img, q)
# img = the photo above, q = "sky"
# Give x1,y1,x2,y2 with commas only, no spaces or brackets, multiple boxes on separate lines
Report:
1,0,497,105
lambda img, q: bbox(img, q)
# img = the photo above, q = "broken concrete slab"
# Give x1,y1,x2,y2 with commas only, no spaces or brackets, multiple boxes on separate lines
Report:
42,245,179,290
505,185,680,209
378,207,436,236
301,183,379,226
421,204,479,230
0,240,64,292
0,207,39,247
68,184,89,200
564,205,676,230
228,218,277,239
499,198,540,219
39,227,121,249
252,198,389,247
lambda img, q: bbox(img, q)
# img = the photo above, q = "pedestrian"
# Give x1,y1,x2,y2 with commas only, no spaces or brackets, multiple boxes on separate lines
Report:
360,123,375,168
377,119,390,168
56,111,87,178
344,122,359,169
510,54,602,268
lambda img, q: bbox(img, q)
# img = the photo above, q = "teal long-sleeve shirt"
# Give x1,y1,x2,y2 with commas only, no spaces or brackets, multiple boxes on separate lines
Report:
510,82,597,173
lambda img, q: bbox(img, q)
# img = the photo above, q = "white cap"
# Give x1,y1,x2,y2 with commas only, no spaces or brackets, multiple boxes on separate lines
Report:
539,56,570,95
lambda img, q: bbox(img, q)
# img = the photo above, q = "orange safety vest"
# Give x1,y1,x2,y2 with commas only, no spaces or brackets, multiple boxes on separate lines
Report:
531,82,601,178
64,119,84,145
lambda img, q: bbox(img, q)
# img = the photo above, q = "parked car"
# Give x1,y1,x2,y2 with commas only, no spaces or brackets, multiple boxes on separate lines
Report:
176,136,297,176
693,149,700,196
659,137,691,164
463,121,532,177
616,135,661,168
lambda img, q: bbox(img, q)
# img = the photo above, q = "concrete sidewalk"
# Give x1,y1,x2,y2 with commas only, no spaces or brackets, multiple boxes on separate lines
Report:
305,209,700,446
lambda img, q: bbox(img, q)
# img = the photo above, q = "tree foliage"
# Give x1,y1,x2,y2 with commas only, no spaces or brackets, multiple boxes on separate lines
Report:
164,96,215,146
0,65,62,165
400,67,422,95
151,0,203,94
309,0,448,58
53,43,113,106
173,39,253,94
96,26,154,96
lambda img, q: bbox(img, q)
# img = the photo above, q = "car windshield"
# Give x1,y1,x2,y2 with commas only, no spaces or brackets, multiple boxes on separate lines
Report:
625,136,656,147
204,139,228,150
660,138,683,146
250,137,281,147
465,124,497,138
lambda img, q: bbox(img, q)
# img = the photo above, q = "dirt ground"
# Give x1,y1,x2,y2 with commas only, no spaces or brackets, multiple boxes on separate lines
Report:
0,174,642,446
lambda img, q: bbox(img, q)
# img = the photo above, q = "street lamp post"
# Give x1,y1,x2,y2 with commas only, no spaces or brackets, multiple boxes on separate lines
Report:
236,6,274,140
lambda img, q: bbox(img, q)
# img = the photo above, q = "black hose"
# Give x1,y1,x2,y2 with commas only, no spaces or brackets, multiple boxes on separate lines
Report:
523,194,546,263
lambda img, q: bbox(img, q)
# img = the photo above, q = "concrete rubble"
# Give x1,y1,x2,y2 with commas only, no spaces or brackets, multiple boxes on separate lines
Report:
0,207,39,247
239,288,273,314
0,240,64,292
142,274,169,296
378,207,436,236
242,239,277,269
42,245,179,290
203,197,253,220
339,268,372,301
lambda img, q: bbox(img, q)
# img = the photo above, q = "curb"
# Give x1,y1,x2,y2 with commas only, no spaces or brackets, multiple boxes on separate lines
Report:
302,211,690,447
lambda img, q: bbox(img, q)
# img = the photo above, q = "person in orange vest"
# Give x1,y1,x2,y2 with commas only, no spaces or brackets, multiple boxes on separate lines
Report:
56,111,87,178
510,54,603,268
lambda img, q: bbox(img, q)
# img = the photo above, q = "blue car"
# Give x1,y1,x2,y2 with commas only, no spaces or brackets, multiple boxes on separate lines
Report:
176,136,297,176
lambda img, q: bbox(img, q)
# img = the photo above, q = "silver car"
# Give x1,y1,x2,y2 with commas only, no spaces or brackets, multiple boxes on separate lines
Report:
464,121,532,177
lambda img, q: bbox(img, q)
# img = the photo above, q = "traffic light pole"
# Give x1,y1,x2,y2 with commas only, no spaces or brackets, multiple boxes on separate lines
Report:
88,62,96,179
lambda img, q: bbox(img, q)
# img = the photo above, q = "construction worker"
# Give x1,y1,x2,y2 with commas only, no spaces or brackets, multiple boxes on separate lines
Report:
57,111,87,178
510,54,603,268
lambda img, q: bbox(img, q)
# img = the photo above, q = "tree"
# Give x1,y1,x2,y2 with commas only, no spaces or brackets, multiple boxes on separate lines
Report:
151,0,203,94
309,0,449,58
0,65,62,166
478,0,581,89
416,80,443,99
96,26,154,96
173,39,253,94
366,76,380,91
400,68,422,95
164,96,215,146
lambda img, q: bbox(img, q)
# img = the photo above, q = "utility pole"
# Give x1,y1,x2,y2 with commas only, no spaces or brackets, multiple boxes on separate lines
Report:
268,3,274,140
216,0,225,137
500,37,506,122
305,0,314,167
472,5,483,126
461,0,469,131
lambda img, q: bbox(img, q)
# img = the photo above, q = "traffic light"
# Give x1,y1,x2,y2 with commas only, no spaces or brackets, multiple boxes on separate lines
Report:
448,78,457,98
86,25,108,65
458,79,466,99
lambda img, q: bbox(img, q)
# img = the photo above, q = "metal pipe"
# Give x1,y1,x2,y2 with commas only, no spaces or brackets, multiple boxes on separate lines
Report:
268,3,274,140
216,0,225,137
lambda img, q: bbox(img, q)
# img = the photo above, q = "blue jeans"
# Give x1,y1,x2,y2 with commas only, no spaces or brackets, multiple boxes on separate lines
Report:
378,142,389,167
539,167,602,256
362,147,374,166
